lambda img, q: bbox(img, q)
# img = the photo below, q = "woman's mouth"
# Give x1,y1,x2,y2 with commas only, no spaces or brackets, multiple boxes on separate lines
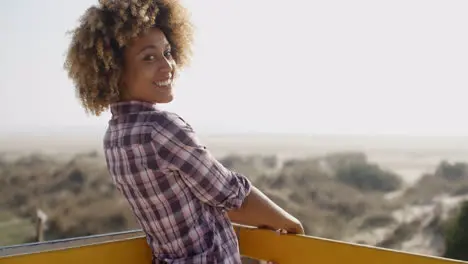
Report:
153,78,172,87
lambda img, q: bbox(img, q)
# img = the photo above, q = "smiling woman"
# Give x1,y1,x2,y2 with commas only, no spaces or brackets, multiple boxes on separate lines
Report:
64,0,193,116
63,1,303,263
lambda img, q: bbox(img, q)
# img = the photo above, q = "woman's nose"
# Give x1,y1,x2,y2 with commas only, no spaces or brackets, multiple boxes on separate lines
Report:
159,58,173,73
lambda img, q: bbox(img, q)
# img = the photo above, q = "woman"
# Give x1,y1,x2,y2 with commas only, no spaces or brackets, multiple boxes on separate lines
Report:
64,0,304,263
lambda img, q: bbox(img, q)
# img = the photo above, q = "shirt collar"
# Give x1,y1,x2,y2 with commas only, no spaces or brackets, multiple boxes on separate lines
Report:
110,100,157,116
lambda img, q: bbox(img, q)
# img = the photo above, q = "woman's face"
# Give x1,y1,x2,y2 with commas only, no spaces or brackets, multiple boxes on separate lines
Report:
120,27,176,104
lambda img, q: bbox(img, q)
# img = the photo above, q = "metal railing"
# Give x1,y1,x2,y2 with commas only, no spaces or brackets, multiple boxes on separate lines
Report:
0,224,465,264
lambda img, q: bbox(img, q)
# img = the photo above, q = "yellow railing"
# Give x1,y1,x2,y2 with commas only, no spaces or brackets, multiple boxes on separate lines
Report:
0,224,465,264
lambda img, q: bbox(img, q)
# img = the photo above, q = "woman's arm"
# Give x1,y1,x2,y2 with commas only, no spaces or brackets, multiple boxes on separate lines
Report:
154,113,252,210
227,186,304,234
155,113,303,234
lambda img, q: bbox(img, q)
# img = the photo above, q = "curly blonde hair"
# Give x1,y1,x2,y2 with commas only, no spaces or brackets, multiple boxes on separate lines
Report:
64,0,193,116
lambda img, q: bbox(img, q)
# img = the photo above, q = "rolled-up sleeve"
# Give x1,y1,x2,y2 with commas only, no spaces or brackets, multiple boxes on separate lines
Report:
152,113,252,210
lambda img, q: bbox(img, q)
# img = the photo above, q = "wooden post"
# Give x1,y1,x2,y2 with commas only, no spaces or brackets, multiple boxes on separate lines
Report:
35,209,48,242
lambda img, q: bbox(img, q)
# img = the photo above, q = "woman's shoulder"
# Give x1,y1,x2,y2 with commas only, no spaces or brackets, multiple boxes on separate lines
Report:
144,110,194,136
148,110,202,147
104,110,195,149
145,110,189,129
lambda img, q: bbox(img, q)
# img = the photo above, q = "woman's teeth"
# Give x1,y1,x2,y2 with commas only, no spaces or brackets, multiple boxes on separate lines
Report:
154,79,172,86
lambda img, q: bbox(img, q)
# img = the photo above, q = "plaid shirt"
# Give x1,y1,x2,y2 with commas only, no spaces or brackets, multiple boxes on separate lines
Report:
103,101,252,264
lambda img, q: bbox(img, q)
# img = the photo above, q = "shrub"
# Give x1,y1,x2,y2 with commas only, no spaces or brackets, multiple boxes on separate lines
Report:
444,201,468,261
435,161,468,181
336,163,402,192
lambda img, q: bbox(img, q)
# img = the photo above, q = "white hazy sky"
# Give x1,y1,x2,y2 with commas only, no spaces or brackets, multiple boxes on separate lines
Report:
1,0,467,136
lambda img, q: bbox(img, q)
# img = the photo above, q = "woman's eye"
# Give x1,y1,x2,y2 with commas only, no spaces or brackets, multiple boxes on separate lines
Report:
143,55,155,61
164,50,172,58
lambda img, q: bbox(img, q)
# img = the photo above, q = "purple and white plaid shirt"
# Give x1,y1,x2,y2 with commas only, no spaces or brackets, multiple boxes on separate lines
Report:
103,101,252,264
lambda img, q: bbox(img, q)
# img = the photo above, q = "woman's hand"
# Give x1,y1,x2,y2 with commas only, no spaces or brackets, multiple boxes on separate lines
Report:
282,216,305,235
258,216,304,235
229,186,305,235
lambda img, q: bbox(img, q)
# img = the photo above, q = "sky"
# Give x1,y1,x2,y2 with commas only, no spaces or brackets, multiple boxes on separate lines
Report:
1,0,467,136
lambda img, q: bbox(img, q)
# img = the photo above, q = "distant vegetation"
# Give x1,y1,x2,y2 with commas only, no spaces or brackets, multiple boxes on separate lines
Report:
0,152,138,244
436,161,468,181
444,200,468,261
334,157,402,192
1,151,468,262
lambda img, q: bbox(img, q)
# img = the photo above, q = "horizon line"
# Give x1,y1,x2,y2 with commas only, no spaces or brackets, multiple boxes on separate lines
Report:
2,130,468,139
